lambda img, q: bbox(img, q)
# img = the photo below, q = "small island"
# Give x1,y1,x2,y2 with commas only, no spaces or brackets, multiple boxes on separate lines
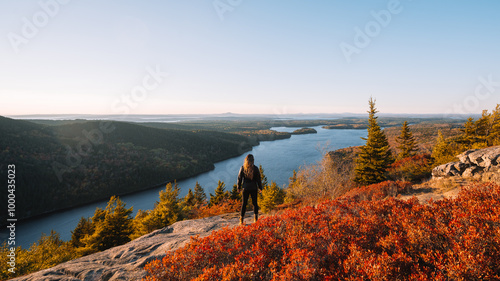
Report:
323,124,368,129
291,127,317,135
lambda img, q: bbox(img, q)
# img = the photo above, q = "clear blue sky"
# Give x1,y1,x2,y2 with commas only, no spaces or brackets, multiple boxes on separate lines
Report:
1,0,499,116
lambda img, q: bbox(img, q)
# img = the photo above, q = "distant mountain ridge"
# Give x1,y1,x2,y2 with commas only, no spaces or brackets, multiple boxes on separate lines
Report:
0,116,256,222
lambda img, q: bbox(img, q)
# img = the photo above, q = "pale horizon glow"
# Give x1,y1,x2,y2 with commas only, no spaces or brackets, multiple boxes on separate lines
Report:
1,1,500,116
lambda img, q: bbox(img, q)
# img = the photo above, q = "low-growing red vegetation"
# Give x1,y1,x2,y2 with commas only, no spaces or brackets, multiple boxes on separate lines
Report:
387,153,433,182
143,182,500,280
343,180,413,201
189,199,242,219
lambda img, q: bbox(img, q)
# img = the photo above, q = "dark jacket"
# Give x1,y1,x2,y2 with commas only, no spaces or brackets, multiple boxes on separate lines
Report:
237,165,263,191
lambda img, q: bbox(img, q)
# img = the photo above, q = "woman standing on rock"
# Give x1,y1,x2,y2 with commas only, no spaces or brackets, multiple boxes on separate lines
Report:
237,154,263,225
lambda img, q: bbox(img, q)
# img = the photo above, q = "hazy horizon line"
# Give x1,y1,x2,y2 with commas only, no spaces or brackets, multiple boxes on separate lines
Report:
4,112,479,120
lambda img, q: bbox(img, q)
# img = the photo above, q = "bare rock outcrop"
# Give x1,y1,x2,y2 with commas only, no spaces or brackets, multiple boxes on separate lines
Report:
432,146,500,179
11,213,248,281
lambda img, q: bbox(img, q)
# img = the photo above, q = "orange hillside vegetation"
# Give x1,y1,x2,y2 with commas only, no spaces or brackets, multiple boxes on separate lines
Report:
143,182,500,280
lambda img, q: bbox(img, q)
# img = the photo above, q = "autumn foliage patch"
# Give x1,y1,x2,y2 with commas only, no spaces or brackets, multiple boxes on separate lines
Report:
343,180,412,201
387,153,433,182
144,182,500,280
189,199,241,219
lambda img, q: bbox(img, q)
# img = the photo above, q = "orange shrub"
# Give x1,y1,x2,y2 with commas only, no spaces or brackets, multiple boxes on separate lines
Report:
188,199,241,219
343,180,413,200
144,182,500,280
387,153,433,182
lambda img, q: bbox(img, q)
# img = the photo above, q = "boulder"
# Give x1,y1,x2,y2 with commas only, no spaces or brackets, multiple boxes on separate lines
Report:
482,146,500,167
432,146,500,179
453,162,468,174
457,149,477,165
481,167,500,184
466,146,500,167
432,162,459,178
462,166,484,178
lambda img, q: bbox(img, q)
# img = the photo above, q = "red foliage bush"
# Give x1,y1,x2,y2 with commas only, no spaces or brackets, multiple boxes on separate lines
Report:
343,180,413,200
387,153,433,182
144,183,500,280
189,199,241,219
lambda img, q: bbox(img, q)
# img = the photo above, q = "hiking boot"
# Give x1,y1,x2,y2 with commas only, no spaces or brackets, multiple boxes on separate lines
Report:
239,217,244,225
254,213,258,223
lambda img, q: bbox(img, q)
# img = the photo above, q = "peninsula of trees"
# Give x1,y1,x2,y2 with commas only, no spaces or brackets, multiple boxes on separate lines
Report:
291,127,317,135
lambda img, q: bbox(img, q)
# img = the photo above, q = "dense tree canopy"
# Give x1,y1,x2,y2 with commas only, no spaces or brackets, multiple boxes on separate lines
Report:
396,121,418,159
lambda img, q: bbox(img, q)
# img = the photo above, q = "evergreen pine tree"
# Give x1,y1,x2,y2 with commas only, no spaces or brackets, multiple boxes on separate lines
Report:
133,182,183,239
230,184,241,200
474,110,491,148
209,180,229,206
131,209,154,239
193,181,207,205
353,97,393,185
82,196,133,253
431,130,457,165
91,207,106,224
151,182,182,226
460,117,476,148
27,231,77,274
70,217,93,248
260,182,285,213
183,188,196,207
396,121,418,159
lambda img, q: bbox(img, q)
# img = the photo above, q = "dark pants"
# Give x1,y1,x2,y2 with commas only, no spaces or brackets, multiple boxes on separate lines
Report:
241,189,258,218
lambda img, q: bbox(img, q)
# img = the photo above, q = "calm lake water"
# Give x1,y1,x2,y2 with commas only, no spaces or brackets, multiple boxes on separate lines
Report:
1,126,366,248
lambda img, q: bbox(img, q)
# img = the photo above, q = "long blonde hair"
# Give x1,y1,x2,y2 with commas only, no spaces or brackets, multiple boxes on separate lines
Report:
243,154,255,180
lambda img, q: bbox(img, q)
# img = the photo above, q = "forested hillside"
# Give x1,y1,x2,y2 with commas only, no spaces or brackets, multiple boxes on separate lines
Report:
0,117,257,222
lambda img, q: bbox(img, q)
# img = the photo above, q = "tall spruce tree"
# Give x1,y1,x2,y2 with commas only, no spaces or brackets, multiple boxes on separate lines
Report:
396,121,418,159
474,110,492,148
154,182,182,225
193,181,207,205
183,189,196,207
460,117,477,149
209,180,229,206
70,217,93,248
131,183,182,239
431,130,456,165
81,196,133,252
354,97,393,185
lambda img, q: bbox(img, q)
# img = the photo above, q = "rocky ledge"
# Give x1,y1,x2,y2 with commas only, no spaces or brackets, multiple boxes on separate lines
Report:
432,146,500,180
11,213,251,281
